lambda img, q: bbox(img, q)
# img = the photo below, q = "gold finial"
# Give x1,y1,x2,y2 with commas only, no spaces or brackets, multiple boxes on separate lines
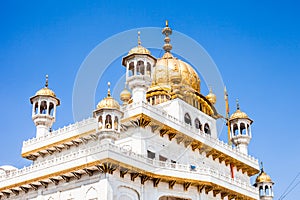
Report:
260,161,264,172
137,31,141,46
45,75,49,88
236,98,240,110
209,86,212,93
107,82,111,97
224,86,232,146
162,20,172,52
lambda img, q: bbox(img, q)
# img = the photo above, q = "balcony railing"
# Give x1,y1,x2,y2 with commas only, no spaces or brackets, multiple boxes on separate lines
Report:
1,143,258,195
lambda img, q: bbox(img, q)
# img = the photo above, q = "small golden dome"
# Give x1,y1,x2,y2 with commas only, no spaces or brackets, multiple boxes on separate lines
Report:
256,171,273,183
128,31,151,56
35,87,56,97
230,109,249,120
229,100,252,122
96,82,120,110
120,88,131,102
206,88,216,104
34,75,56,98
128,46,151,55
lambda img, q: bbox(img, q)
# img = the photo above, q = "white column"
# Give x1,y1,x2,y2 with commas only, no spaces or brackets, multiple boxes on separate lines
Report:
46,101,50,115
112,114,115,130
53,104,56,118
126,62,129,79
134,60,137,75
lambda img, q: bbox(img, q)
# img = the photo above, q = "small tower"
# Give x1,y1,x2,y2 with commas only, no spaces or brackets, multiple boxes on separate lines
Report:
30,75,60,138
122,31,156,103
93,82,123,144
229,99,252,154
254,163,274,200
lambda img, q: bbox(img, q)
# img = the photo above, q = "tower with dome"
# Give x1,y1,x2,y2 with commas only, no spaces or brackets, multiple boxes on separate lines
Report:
0,22,273,200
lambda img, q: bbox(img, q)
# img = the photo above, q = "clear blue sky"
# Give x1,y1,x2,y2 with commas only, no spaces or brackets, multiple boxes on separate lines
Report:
0,1,299,199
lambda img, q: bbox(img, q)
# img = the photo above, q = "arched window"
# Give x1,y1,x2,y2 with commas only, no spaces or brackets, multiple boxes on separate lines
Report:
233,124,239,136
204,123,211,135
194,118,202,131
128,62,134,76
137,60,144,75
49,102,54,116
105,115,112,129
184,113,192,126
34,102,39,114
146,62,151,76
98,116,103,129
265,185,270,196
240,123,247,135
114,116,119,130
259,186,264,196
40,101,47,114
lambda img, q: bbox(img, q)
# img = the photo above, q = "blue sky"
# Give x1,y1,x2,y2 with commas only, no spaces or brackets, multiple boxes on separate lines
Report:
0,0,299,199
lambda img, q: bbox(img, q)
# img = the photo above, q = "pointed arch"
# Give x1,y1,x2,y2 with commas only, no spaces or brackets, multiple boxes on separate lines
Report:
86,186,98,200
184,113,191,126
204,123,211,135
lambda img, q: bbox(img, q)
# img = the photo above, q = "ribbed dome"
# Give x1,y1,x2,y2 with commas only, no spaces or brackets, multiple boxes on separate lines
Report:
128,45,151,56
152,52,200,93
229,109,249,121
128,31,151,56
97,96,120,110
96,82,120,110
256,171,273,183
35,87,56,98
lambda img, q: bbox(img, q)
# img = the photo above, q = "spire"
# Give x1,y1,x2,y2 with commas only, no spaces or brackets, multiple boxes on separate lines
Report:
236,98,240,110
224,86,231,146
260,161,264,172
137,31,141,46
45,75,49,88
107,82,111,97
162,20,173,52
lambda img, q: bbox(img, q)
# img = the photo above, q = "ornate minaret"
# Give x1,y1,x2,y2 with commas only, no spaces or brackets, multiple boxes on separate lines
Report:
122,31,156,103
229,99,252,154
93,82,123,144
30,75,60,138
254,163,274,200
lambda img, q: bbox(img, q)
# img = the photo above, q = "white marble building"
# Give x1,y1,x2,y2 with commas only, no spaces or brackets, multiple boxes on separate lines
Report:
0,22,274,200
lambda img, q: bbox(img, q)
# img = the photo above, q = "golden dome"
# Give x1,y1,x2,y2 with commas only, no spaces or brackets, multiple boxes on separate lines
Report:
229,100,252,122
153,52,200,92
256,171,273,183
96,82,120,110
128,31,151,56
128,45,151,55
230,109,248,120
35,87,56,97
206,88,216,104
120,88,131,102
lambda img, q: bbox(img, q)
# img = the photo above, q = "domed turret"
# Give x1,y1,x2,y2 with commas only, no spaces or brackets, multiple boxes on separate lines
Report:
122,31,156,104
229,100,252,154
96,83,120,110
93,82,123,143
30,75,60,138
254,164,274,200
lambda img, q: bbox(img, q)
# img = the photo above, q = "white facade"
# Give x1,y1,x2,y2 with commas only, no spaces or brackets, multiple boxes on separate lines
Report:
0,23,273,200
